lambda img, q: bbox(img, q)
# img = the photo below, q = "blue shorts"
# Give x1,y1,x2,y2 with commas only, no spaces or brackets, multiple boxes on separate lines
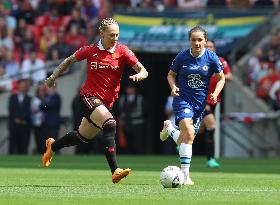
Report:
172,97,204,135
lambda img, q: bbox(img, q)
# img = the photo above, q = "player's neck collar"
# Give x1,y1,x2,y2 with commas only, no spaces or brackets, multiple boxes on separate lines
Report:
190,48,205,58
97,40,117,53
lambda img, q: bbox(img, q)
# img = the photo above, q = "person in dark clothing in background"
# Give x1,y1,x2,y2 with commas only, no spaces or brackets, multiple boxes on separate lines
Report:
40,84,61,141
8,78,31,154
118,83,147,154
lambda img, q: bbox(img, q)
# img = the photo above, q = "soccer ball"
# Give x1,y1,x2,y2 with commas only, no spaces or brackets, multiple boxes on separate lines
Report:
160,166,184,188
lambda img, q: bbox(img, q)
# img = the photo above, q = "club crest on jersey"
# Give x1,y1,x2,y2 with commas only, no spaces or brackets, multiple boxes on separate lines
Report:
112,53,118,59
202,65,209,71
93,99,101,104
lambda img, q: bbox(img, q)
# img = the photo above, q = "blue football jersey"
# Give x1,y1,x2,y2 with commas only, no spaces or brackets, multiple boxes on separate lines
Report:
170,48,223,109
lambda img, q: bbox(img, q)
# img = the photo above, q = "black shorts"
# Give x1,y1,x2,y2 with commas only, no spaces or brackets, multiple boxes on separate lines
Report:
204,104,216,117
79,95,104,127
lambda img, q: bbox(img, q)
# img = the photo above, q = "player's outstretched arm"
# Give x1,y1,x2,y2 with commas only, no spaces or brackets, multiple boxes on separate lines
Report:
129,62,148,82
45,54,77,87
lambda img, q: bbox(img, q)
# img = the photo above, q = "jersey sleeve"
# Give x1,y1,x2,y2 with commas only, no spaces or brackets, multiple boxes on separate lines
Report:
219,57,231,74
170,51,183,73
74,45,91,61
211,52,223,74
122,45,139,66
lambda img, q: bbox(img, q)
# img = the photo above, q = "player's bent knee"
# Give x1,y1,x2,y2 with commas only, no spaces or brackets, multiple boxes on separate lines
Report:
102,118,116,139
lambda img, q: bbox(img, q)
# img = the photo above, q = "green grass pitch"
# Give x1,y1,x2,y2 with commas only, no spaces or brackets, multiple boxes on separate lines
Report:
0,155,279,205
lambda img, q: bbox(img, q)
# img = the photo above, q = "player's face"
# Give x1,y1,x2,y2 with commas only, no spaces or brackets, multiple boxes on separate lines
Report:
100,24,119,49
206,41,216,52
189,31,206,56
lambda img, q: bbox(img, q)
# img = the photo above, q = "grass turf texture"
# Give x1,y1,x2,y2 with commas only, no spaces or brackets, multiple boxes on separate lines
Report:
0,155,279,205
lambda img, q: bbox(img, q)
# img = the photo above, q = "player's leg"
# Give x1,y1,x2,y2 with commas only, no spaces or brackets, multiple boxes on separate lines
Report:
42,117,100,167
203,104,220,168
177,118,195,185
89,105,131,183
42,95,102,167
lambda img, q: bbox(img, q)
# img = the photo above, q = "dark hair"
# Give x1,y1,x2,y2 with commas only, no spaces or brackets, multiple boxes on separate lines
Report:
207,39,216,46
188,26,207,40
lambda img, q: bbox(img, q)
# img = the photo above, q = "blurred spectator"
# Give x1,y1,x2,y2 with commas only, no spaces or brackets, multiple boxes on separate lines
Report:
14,0,36,24
229,0,252,8
31,83,46,154
247,47,264,88
118,84,147,154
21,51,46,85
0,64,12,92
84,0,100,25
163,0,177,7
8,78,31,154
39,26,57,53
13,18,28,52
257,69,280,102
0,17,13,50
46,27,75,60
262,35,280,64
0,4,17,35
206,0,228,7
45,49,62,76
66,8,87,35
110,0,131,8
252,0,277,8
36,3,65,33
20,29,36,56
37,0,50,15
269,79,280,110
40,85,62,141
58,0,75,16
86,24,99,44
177,0,206,9
65,24,87,49
2,49,20,79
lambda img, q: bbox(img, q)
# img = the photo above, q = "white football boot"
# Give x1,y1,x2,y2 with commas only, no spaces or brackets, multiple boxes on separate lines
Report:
183,175,194,186
160,120,172,141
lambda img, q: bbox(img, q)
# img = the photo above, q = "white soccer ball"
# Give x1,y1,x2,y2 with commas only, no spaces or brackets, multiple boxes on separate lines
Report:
160,166,184,188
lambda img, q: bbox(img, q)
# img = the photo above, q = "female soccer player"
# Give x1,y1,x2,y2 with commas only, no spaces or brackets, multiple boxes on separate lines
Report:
160,26,225,185
42,18,148,183
201,40,232,168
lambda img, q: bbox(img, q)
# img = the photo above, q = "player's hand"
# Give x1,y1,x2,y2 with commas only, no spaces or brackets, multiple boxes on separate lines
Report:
171,86,179,97
210,93,217,104
129,73,145,82
45,75,56,88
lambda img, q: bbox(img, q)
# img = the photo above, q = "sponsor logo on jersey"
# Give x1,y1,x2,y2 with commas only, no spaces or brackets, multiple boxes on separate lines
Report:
92,53,98,57
188,65,200,70
90,61,119,70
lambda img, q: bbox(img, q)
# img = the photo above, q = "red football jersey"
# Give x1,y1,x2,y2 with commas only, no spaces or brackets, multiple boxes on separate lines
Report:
206,57,231,105
75,40,138,108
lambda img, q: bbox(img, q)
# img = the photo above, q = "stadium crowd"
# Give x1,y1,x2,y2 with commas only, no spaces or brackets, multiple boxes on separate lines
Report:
246,28,280,111
0,0,278,93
